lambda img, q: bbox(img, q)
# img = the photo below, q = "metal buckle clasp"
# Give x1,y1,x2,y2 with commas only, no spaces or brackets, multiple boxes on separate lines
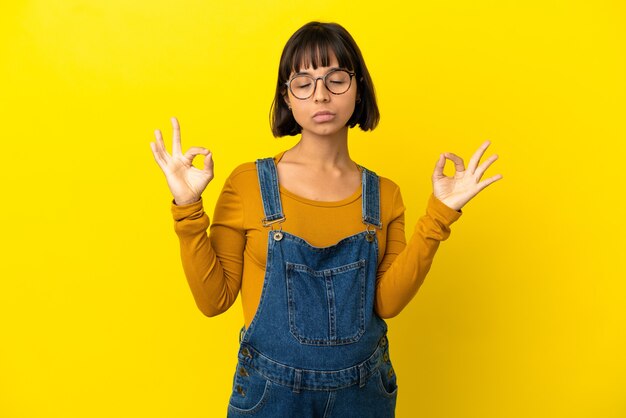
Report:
263,217,285,241
364,223,376,242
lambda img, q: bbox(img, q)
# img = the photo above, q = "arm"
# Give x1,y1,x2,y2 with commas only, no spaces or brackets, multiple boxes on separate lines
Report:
375,192,462,318
172,176,245,317
375,140,503,317
150,117,244,316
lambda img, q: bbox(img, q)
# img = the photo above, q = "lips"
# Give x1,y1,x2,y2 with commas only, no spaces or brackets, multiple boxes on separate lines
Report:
312,111,335,122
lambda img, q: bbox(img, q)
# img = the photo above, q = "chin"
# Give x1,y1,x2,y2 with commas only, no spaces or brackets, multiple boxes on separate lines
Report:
304,121,350,137
310,127,343,137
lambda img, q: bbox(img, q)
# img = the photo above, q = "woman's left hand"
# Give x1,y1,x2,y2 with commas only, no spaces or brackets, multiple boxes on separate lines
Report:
432,140,503,211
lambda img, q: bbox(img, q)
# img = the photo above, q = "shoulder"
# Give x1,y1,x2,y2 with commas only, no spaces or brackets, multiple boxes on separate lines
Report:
223,161,258,192
224,155,280,193
226,152,283,187
359,163,405,215
358,163,402,198
364,167,401,198
366,171,405,217
378,175,403,207
229,161,257,178
378,175,400,194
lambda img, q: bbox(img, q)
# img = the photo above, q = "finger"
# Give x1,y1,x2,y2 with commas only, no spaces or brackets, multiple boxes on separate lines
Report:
153,128,165,150
183,146,210,163
432,153,447,179
474,154,499,180
154,128,167,150
476,174,504,193
467,140,491,173
443,152,465,173
152,129,171,163
150,141,169,171
171,117,182,157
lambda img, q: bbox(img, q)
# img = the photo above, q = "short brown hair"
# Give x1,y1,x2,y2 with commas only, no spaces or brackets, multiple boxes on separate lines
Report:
270,22,380,137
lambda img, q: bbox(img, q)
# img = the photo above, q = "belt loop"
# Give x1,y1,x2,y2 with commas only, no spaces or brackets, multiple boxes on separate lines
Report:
358,363,366,388
293,369,302,393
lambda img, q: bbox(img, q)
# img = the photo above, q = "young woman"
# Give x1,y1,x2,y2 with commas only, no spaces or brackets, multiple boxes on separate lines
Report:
150,21,502,418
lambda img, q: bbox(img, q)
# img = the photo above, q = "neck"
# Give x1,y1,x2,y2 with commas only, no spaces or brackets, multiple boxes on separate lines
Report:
287,127,353,170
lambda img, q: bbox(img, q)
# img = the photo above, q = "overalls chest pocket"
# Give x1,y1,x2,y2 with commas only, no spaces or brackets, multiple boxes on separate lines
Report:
285,259,367,346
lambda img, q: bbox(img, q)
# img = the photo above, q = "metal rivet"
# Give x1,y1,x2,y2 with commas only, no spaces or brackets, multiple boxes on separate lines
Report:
273,231,283,241
236,385,246,397
380,336,387,347
365,233,374,242
388,368,394,378
383,352,389,362
241,347,251,358
239,367,249,377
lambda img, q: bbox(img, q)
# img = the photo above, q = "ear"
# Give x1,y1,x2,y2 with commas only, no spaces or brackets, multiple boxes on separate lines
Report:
283,94,291,110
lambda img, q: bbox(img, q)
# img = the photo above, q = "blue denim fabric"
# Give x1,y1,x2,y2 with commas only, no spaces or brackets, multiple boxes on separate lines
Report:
227,158,397,417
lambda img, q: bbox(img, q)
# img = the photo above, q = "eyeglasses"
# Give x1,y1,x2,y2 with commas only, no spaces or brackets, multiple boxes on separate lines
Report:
285,69,356,100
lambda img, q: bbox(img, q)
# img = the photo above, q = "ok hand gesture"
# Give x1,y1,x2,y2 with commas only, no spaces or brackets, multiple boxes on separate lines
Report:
150,117,214,205
432,140,503,211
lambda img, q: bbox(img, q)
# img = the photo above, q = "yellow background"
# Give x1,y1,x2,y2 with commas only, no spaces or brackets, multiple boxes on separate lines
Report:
1,1,625,417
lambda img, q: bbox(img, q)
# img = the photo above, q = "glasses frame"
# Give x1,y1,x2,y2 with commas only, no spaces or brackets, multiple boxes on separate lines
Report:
285,69,357,100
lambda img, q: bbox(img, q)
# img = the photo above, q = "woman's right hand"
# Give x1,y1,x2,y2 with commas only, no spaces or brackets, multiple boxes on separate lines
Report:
150,117,214,205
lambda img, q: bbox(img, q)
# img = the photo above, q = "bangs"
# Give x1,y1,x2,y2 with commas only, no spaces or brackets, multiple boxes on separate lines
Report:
283,27,357,77
291,43,354,73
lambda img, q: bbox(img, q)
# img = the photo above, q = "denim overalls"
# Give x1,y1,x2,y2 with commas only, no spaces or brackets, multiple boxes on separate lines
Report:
227,158,398,417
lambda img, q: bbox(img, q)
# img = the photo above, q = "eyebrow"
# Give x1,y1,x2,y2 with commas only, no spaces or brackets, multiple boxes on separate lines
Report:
294,67,343,76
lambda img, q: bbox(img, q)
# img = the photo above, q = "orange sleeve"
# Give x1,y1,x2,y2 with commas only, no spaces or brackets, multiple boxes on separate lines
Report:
374,192,463,318
170,174,245,317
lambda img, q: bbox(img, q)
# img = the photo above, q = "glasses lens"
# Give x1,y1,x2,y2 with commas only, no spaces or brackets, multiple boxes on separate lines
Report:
290,76,314,99
325,70,352,94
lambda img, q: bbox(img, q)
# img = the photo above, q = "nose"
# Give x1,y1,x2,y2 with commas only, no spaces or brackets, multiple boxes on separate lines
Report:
313,77,330,102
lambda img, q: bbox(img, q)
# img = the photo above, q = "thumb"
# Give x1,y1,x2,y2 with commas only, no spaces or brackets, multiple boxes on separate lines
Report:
203,151,214,173
432,154,446,180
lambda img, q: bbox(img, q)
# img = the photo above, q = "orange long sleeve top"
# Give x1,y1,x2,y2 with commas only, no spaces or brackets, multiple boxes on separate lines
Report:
171,151,463,328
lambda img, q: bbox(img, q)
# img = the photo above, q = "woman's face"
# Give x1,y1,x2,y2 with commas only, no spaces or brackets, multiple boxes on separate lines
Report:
285,52,357,138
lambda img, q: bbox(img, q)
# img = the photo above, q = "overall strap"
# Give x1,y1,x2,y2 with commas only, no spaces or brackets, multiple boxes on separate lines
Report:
255,158,285,226
360,166,382,229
